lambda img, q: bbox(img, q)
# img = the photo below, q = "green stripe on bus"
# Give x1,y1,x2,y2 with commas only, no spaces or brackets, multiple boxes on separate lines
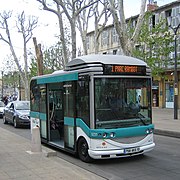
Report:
30,111,46,121
37,72,78,84
39,113,46,121
76,118,154,139
64,117,75,126
30,111,39,118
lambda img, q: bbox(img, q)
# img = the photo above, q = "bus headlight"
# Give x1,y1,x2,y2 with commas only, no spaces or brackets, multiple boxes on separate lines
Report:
110,132,115,138
149,128,154,133
103,133,107,138
146,129,150,134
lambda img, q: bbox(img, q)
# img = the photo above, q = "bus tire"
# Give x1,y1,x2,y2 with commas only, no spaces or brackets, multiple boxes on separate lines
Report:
78,137,92,163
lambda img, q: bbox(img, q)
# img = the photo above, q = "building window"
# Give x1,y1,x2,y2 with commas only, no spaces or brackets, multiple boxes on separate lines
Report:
165,9,172,26
86,36,90,50
101,30,108,46
155,13,159,25
111,28,118,44
172,7,179,27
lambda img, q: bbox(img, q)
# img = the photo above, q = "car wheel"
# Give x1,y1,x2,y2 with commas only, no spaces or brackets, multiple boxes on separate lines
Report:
78,137,93,163
3,115,8,124
13,117,19,128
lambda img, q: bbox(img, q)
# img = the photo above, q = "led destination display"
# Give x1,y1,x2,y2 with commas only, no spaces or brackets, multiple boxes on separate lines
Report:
104,65,146,75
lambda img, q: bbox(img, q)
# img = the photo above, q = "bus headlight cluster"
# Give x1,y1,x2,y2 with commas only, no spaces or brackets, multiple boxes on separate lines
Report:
102,132,116,138
146,128,154,134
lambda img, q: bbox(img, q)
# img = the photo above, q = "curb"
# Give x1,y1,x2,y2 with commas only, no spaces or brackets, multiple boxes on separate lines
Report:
42,145,57,157
154,129,180,138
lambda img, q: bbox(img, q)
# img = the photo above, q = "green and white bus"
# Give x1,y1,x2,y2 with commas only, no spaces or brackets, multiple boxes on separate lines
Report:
30,54,155,162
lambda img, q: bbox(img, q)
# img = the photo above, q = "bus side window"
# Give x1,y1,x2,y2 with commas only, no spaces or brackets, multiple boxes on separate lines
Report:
30,80,39,112
76,80,90,127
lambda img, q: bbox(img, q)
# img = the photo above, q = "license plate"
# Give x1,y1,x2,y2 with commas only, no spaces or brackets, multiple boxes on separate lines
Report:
124,147,140,154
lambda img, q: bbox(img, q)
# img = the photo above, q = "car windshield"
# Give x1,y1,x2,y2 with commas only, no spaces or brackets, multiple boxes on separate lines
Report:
15,102,30,110
95,78,152,129
0,101,4,107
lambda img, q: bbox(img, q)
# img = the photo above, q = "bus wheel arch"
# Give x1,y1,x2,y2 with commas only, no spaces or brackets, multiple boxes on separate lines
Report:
77,137,93,163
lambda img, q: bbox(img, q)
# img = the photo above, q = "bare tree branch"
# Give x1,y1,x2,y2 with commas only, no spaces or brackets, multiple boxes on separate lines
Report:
108,0,147,55
131,0,147,42
36,0,68,66
0,10,38,100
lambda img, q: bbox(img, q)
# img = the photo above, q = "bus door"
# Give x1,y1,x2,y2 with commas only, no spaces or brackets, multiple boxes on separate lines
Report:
48,83,64,147
63,82,76,151
39,84,47,139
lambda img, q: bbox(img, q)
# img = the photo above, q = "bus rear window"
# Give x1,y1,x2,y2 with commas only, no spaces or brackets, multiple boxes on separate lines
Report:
30,80,40,112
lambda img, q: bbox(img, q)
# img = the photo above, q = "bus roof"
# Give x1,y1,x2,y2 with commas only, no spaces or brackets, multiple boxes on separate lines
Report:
65,54,147,69
31,55,150,83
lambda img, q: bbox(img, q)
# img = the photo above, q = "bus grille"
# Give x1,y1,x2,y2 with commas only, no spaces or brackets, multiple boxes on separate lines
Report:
113,135,146,144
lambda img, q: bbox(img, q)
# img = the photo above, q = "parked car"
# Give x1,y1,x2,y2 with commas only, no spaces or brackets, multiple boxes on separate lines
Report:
3,101,30,128
0,101,5,118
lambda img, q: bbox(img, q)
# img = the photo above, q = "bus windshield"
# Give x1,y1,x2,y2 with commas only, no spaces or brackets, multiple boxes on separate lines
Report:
95,77,152,129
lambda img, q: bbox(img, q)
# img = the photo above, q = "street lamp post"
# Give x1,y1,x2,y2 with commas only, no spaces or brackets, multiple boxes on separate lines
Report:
167,14,180,119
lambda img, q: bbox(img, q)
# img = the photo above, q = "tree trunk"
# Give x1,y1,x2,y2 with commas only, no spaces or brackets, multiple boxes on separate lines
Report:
71,20,77,59
108,0,147,56
57,5,68,66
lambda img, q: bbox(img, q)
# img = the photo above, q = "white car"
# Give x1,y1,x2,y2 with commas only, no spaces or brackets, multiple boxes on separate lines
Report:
0,101,5,118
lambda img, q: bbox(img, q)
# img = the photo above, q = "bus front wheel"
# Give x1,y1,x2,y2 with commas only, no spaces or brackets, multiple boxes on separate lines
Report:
78,138,92,163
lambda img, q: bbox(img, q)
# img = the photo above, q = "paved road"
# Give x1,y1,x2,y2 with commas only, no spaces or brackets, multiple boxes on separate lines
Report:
1,118,180,180
0,118,31,139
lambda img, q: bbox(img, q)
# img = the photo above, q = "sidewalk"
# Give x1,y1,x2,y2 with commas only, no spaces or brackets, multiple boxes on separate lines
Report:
153,107,180,138
0,108,180,180
0,127,105,180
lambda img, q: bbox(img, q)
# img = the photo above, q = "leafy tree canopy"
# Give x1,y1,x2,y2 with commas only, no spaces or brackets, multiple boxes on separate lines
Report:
132,12,174,77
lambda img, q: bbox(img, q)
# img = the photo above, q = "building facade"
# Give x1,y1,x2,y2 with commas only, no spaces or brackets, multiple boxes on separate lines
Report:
86,0,180,109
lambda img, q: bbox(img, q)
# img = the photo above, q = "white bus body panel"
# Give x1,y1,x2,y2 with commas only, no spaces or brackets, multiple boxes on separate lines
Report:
77,127,155,159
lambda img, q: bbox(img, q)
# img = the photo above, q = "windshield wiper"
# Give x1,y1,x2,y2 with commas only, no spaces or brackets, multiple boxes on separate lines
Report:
137,113,147,125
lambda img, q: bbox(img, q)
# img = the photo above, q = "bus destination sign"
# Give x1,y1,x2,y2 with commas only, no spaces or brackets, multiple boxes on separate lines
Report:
104,65,146,75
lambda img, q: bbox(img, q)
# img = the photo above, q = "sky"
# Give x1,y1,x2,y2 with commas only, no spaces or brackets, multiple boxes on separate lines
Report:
0,0,177,72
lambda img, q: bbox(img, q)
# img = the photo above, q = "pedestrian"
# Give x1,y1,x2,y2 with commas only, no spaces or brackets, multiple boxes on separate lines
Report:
3,96,8,106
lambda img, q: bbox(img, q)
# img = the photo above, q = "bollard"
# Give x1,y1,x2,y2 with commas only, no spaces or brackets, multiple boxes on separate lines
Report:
31,125,42,153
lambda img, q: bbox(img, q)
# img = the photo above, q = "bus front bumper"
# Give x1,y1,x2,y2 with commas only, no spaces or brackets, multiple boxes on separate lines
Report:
88,143,155,159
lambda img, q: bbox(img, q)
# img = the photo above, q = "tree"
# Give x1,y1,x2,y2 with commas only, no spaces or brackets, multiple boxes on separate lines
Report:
132,12,174,76
76,0,93,55
92,0,111,54
0,11,38,100
30,42,66,77
1,56,19,97
37,0,69,67
107,0,147,55
37,0,98,59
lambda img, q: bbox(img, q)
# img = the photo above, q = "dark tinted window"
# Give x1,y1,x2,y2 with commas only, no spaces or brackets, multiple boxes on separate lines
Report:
40,84,46,113
64,82,75,117
30,79,40,112
76,79,90,127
